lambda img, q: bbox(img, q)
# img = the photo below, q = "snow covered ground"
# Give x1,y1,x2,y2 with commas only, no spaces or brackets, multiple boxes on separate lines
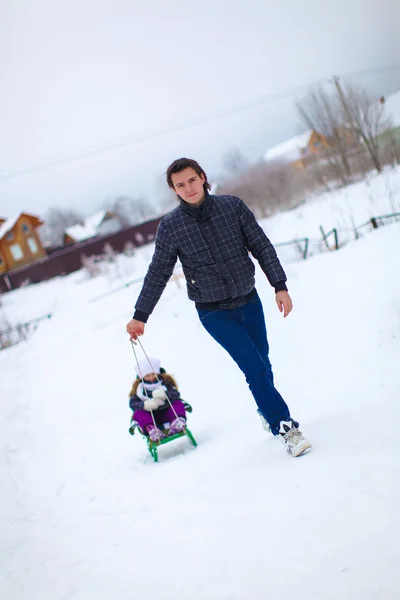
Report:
1,181,400,599
265,165,400,240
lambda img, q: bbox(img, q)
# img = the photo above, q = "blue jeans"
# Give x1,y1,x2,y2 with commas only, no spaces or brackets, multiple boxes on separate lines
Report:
197,291,292,435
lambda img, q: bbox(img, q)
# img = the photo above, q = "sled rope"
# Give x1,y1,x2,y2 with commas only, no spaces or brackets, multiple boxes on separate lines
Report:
130,340,158,433
135,339,180,421
130,339,180,422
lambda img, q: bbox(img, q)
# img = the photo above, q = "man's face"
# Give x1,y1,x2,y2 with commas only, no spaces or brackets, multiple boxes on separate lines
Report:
170,167,205,205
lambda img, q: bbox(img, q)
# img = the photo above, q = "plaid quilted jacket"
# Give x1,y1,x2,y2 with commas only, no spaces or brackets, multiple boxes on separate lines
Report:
133,193,287,320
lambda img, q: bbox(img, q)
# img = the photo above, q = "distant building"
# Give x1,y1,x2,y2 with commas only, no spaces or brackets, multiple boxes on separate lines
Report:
0,213,46,273
0,215,163,293
264,130,330,169
264,128,359,170
63,210,120,245
264,130,314,164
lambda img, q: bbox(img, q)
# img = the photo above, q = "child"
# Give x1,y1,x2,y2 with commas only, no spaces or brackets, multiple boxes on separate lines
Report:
129,356,187,442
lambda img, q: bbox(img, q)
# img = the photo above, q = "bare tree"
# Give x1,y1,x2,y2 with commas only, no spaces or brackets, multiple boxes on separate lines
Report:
105,196,132,227
134,196,156,223
102,243,117,263
218,160,314,219
40,208,84,247
384,129,400,166
156,192,177,215
81,254,101,278
123,241,135,256
104,195,156,227
333,77,393,173
222,149,249,176
296,85,356,186
297,79,394,187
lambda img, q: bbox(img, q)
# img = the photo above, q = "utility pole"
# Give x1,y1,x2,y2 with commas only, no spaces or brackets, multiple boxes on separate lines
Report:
332,75,353,127
333,75,382,173
329,75,352,178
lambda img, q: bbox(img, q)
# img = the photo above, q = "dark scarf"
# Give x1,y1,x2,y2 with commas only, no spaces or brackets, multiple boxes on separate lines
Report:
179,191,214,222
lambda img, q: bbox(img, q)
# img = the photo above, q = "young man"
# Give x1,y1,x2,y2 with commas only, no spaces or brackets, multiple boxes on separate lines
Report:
126,158,311,457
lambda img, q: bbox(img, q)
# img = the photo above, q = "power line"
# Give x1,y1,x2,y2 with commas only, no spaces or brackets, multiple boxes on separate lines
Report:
1,62,400,182
339,63,400,79
0,78,333,181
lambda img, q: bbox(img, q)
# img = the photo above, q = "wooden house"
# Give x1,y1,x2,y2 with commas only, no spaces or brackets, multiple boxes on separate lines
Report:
265,128,359,170
264,130,313,164
296,131,331,168
0,213,46,274
264,130,330,168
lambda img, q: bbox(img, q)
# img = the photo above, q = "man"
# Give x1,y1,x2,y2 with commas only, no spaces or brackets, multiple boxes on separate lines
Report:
126,158,311,457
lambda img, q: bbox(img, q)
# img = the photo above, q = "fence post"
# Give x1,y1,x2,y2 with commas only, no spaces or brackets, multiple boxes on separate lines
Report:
370,217,378,229
319,226,330,250
303,238,309,260
333,229,339,250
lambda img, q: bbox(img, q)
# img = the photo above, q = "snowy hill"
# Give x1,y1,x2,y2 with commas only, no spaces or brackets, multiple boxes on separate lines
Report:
1,174,400,599
261,165,400,261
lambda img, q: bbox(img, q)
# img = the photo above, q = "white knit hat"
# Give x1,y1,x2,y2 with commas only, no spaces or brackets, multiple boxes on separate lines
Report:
135,356,161,378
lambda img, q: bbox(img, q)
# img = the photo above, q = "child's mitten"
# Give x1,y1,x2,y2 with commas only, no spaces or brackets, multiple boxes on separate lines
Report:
152,388,167,401
143,398,160,411
152,388,167,406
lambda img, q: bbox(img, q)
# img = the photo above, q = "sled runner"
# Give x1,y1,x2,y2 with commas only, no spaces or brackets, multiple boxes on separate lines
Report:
129,402,197,462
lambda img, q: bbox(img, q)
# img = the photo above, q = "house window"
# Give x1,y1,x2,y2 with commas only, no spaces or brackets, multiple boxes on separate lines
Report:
27,237,39,254
22,223,30,234
6,231,14,241
10,243,24,261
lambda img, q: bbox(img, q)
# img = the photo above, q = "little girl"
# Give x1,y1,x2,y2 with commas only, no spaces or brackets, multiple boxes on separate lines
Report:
129,356,187,442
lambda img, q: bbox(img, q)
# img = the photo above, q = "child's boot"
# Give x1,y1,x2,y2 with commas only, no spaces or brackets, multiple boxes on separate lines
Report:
146,425,166,442
169,417,186,435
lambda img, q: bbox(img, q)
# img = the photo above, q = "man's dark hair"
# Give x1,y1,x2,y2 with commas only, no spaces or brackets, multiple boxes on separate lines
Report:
166,158,211,191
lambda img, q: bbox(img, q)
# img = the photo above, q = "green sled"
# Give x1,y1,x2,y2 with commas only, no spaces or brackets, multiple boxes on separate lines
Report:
128,402,197,463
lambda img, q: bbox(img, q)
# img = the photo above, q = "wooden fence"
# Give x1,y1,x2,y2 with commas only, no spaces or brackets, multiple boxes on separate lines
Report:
275,211,400,261
0,313,52,351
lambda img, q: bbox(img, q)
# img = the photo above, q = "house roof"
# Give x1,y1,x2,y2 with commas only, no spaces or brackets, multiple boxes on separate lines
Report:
0,213,43,241
64,223,98,242
264,130,312,162
84,210,108,231
64,210,110,242
0,215,20,240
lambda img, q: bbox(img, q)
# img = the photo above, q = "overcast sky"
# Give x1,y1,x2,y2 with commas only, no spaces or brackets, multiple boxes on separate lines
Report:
1,0,400,218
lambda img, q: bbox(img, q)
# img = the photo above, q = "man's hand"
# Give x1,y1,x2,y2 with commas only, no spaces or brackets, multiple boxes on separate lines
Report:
126,319,145,340
275,291,293,318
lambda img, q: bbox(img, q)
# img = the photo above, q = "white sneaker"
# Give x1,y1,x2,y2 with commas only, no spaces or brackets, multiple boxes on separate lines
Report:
279,420,311,457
